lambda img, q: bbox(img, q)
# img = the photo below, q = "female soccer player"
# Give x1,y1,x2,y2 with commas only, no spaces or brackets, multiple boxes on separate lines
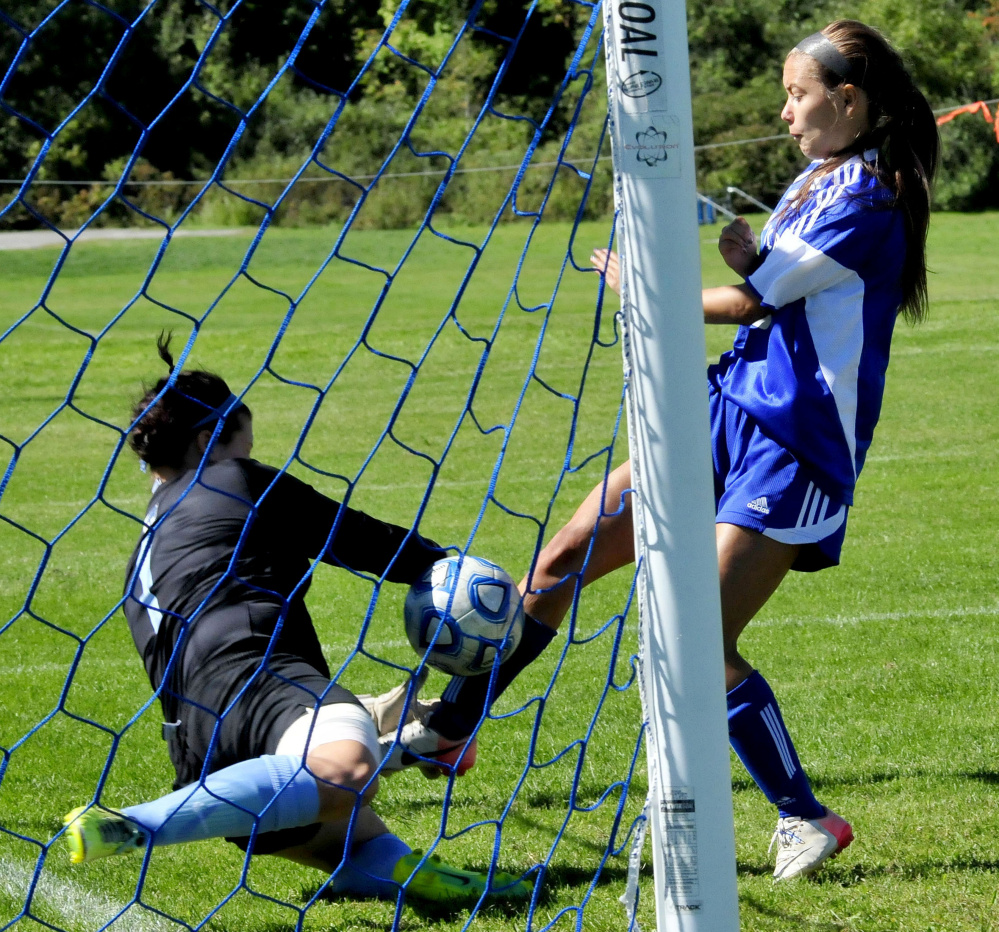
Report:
407,20,939,880
63,336,529,906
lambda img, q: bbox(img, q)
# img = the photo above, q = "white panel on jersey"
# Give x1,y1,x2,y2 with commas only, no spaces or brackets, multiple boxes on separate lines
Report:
750,230,864,477
750,230,855,310
805,278,865,477
136,504,164,634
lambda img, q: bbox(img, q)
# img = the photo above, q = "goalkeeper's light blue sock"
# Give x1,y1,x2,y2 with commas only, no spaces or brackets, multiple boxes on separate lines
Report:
328,832,410,899
122,755,320,846
726,671,824,820
429,613,557,740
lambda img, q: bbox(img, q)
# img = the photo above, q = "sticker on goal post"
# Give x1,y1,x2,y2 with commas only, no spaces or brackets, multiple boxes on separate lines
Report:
659,787,702,911
603,0,684,180
612,111,683,179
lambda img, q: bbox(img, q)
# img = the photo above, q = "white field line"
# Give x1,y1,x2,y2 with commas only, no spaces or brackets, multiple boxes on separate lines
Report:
328,445,986,491
755,603,999,628
10,645,418,677
891,343,999,357
702,341,999,367
10,605,999,683
4,447,984,526
361,605,999,638
864,447,981,463
321,638,412,654
0,856,174,932
11,443,984,516
2,662,74,677
2,472,574,513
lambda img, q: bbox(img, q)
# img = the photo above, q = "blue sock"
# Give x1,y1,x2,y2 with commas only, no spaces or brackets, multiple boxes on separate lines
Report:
429,614,557,740
328,833,411,899
727,671,824,819
123,755,320,846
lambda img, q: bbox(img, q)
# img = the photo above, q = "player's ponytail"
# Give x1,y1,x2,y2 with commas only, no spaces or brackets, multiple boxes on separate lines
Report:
129,332,249,469
884,75,938,322
156,330,177,374
788,20,939,323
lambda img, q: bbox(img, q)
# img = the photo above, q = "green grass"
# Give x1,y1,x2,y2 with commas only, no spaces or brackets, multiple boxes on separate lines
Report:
2,211,998,932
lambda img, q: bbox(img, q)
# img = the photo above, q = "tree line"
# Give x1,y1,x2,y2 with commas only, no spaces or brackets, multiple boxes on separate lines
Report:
1,0,996,231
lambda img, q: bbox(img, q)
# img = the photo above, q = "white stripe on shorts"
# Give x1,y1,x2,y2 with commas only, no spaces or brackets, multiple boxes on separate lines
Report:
797,481,832,529
764,504,845,546
767,480,845,546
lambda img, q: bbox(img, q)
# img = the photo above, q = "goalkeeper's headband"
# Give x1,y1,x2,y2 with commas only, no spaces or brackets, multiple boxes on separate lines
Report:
793,33,859,84
192,392,242,429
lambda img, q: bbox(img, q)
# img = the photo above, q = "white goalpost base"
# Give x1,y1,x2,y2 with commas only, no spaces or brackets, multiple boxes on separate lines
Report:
602,0,740,928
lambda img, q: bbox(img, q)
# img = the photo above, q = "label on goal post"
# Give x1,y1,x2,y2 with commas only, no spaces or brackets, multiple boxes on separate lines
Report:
604,1,684,180
617,112,683,179
601,1,740,930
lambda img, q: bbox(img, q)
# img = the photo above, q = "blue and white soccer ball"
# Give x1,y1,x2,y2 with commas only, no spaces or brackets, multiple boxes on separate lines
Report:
404,555,525,677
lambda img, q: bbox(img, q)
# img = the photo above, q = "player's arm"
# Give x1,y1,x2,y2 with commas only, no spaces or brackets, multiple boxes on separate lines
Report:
319,506,445,583
253,464,444,582
702,284,763,325
589,248,763,326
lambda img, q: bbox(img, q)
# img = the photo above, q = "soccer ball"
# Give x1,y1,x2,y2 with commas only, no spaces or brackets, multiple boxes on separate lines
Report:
404,555,524,677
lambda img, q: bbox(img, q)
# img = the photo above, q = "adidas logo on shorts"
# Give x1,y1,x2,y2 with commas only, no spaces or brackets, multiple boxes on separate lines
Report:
747,496,771,515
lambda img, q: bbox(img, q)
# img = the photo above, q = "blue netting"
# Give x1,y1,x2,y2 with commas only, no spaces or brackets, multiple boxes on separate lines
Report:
0,2,649,930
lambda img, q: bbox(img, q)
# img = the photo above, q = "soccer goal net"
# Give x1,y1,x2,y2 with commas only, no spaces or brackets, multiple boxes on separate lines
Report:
1,1,733,930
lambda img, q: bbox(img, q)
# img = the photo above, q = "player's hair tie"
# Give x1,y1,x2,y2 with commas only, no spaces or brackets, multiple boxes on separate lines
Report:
192,393,240,429
793,32,858,84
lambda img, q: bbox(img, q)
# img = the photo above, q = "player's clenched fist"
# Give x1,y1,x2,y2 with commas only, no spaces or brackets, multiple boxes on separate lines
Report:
717,216,758,277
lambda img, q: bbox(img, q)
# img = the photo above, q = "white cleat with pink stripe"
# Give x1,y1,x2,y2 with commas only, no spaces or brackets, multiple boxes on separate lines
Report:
771,807,854,881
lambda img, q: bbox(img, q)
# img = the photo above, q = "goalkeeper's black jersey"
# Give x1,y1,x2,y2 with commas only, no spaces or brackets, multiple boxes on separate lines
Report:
122,458,443,779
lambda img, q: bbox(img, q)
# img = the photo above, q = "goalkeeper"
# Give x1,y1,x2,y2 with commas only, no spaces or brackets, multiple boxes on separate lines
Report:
63,335,529,906
398,20,939,882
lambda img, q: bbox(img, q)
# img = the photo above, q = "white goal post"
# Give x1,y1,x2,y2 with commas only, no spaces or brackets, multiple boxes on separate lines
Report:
601,0,740,928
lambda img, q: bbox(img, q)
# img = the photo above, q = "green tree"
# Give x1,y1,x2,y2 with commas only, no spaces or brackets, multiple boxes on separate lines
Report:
4,0,997,229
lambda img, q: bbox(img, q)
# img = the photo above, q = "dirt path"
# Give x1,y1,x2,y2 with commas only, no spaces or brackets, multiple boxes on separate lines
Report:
0,227,244,250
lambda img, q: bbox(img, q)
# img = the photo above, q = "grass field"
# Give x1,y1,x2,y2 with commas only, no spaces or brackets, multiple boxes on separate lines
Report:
1,210,998,932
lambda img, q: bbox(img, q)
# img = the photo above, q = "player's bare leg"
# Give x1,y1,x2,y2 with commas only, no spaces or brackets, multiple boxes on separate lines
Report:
715,522,798,690
307,739,379,821
525,472,800,686
520,460,636,631
272,804,390,871
716,523,852,879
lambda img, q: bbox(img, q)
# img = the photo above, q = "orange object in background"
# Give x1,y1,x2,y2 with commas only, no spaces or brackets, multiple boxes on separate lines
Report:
936,100,999,143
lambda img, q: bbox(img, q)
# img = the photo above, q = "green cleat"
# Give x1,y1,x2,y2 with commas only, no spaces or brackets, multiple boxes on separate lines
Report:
63,805,148,864
392,851,532,905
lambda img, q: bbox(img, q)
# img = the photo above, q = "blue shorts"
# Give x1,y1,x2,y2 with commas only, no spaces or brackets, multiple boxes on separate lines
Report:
709,387,848,572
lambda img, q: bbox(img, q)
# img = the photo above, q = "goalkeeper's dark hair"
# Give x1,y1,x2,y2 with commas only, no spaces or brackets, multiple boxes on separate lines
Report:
129,332,250,469
787,20,938,324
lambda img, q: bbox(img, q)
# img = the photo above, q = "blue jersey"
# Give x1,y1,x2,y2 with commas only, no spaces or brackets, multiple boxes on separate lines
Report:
714,152,907,504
